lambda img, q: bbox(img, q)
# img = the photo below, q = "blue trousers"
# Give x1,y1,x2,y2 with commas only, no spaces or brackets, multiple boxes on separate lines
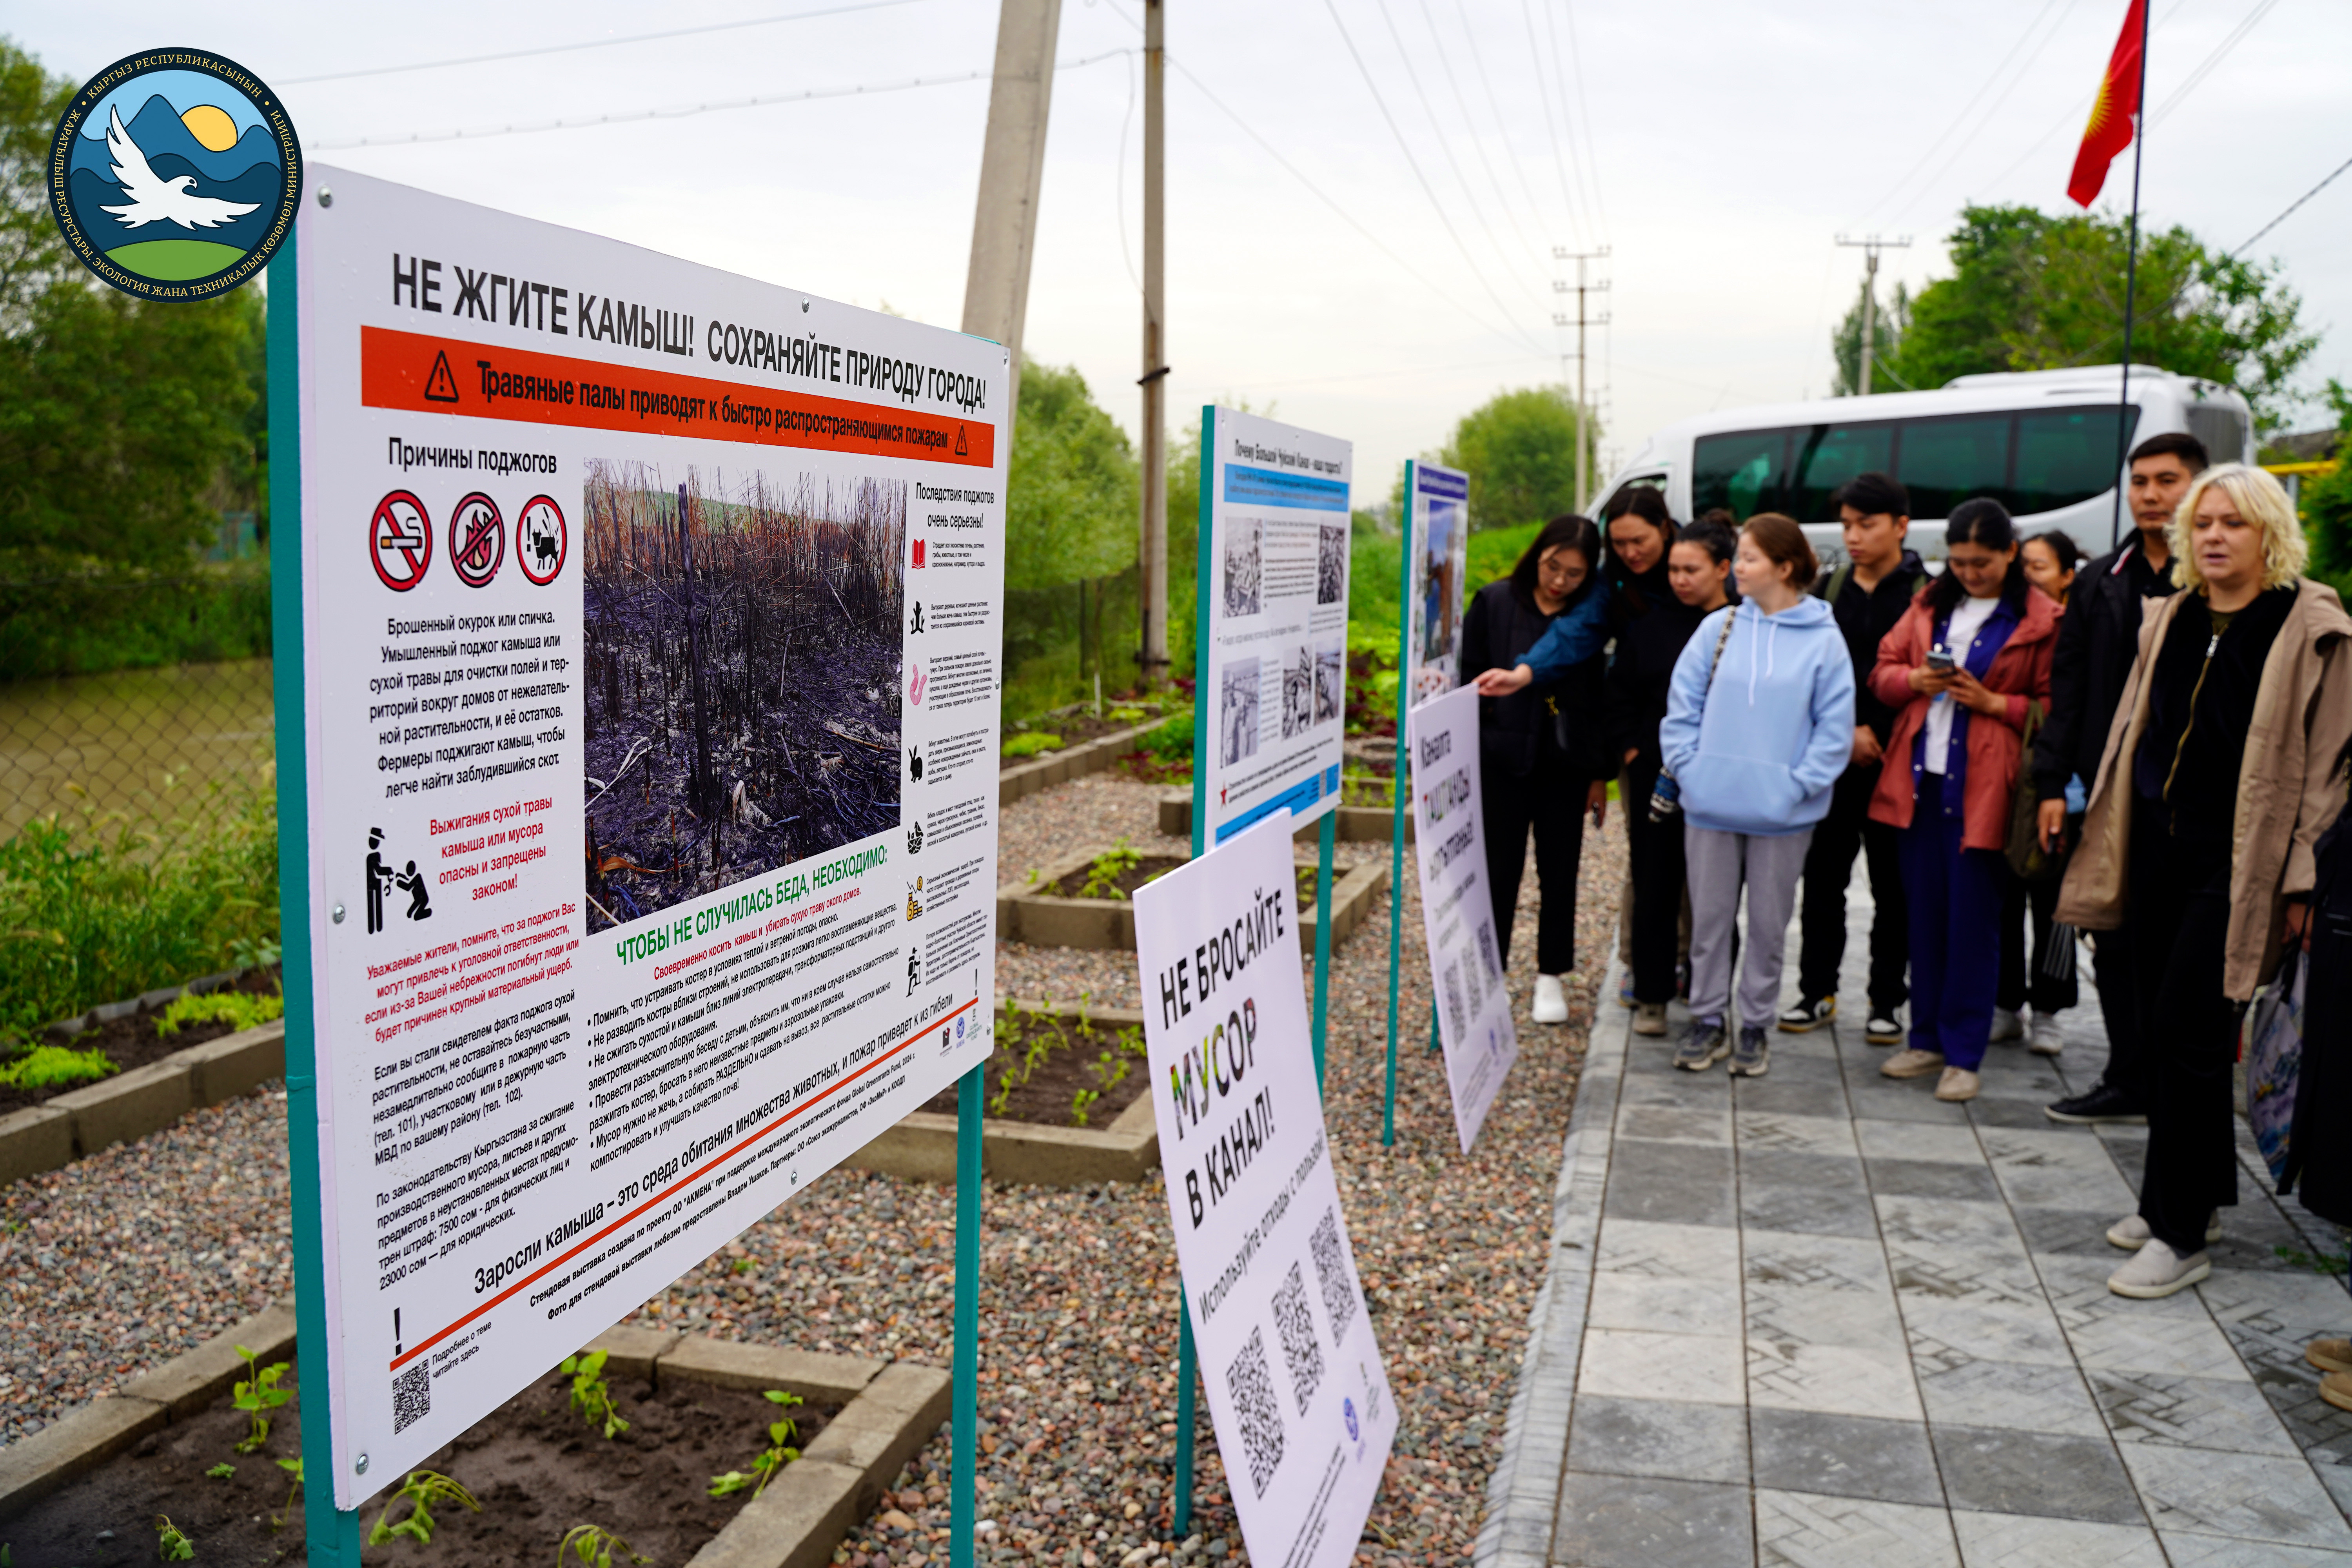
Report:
1898,808,2006,1070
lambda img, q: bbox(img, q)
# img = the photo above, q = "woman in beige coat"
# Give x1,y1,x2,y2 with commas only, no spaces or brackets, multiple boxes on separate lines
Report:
2057,463,2352,1299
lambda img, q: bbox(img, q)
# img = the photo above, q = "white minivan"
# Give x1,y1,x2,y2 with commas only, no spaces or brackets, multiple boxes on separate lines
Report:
1590,365,2252,561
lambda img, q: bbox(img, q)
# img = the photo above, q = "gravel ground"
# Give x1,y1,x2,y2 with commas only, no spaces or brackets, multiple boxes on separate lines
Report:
0,773,1626,1568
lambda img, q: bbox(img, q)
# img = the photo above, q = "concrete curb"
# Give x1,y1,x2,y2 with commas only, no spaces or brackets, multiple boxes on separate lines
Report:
998,722,1155,806
0,1020,286,1187
997,852,1387,953
844,1002,1159,1186
1156,794,1410,843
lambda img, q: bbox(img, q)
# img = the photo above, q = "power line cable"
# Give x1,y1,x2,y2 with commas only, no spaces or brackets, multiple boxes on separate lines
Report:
2231,150,2352,256
1411,0,1554,298
279,0,925,85
1519,0,1590,245
1453,0,1572,252
1552,0,1608,238
1862,0,2076,225
2148,0,2280,126
1965,0,2203,201
1891,0,2084,225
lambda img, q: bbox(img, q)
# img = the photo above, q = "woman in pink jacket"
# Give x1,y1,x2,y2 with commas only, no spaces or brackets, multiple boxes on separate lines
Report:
1867,499,2058,1102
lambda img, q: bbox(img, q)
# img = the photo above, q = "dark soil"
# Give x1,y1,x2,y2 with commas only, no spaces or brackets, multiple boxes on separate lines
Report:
2,967,283,1115
1037,856,1317,910
1000,710,1155,769
2,1357,841,1568
918,1007,1150,1127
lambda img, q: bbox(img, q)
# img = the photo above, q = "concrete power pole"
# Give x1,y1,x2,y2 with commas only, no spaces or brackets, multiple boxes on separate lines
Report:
961,0,1066,419
1834,234,1911,396
1552,246,1610,509
1137,0,1169,688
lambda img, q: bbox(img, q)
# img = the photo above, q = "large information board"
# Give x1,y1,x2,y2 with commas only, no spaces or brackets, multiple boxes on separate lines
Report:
1135,813,1395,1568
1195,408,1351,846
292,169,1005,1503
1403,461,1469,707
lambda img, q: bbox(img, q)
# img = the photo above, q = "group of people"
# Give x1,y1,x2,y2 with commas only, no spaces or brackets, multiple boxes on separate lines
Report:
1461,433,2352,1304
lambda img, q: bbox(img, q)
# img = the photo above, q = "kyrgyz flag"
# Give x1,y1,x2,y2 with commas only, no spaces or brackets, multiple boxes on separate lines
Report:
2068,0,2146,207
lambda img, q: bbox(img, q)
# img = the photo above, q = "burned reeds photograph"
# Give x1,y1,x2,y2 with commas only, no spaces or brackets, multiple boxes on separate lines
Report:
581,461,906,934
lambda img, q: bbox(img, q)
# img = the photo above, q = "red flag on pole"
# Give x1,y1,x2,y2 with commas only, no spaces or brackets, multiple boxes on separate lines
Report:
2068,0,2147,207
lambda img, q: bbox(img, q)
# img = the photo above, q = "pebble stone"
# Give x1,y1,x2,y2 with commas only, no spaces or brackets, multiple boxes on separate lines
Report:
0,772,1624,1568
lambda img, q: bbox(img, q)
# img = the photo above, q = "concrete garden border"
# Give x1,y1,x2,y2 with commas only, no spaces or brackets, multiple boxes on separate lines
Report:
998,722,1155,804
998,849,1387,952
0,1019,287,1186
844,1001,1158,1186
0,1305,951,1568
1155,794,1408,843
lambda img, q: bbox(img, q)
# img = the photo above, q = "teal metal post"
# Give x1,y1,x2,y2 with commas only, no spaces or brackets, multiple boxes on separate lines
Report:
1312,811,1334,1089
1174,406,1216,1537
952,1063,982,1568
272,235,365,1564
1383,463,1415,1145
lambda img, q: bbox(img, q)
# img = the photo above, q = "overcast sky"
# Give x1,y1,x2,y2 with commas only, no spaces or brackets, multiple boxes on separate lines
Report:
28,0,2351,502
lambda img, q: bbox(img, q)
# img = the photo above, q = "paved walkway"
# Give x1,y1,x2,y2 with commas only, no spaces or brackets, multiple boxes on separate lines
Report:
1478,869,2352,1567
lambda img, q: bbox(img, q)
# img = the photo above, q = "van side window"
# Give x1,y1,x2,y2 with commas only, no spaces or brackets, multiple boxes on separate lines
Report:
2185,403,2248,466
2014,407,2140,515
1693,429,1793,519
1900,414,2012,519
1792,422,1895,521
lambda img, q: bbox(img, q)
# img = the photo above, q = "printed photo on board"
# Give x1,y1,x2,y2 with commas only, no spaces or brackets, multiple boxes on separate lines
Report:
1316,523,1348,606
1221,656,1261,766
1315,637,1344,726
1223,516,1263,616
581,461,906,931
1279,641,1314,739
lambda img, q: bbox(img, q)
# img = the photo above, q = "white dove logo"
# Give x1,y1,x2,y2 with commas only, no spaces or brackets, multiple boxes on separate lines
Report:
97,105,261,231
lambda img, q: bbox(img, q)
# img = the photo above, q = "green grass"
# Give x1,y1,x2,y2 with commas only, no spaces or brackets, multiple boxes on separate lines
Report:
102,238,250,281
0,786,279,1045
0,1044,117,1090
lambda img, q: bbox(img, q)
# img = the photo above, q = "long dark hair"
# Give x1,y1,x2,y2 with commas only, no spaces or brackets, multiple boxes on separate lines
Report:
1923,497,2028,617
1510,514,1604,614
1602,486,1677,615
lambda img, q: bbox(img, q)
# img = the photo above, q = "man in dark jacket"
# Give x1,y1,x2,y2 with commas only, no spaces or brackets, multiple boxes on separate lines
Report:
1782,473,1928,1044
2035,431,2204,1125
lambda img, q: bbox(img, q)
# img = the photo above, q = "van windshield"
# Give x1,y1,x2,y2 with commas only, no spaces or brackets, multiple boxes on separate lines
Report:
1693,406,2140,521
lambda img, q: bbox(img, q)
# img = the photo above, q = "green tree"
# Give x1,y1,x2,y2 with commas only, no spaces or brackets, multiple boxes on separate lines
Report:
1883,203,2318,432
2298,379,2352,595
1005,360,1137,591
1438,385,1599,530
1832,278,1914,395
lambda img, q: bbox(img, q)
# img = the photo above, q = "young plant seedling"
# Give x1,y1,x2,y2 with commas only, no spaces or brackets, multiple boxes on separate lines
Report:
557,1524,648,1568
710,1390,805,1500
559,1349,631,1440
232,1344,292,1454
365,1471,481,1547
271,1457,304,1531
155,1516,195,1562
205,1462,236,1479
1077,840,1141,900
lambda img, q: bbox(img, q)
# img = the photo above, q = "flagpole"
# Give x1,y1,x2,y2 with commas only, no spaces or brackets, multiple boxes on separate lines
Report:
2111,0,2149,549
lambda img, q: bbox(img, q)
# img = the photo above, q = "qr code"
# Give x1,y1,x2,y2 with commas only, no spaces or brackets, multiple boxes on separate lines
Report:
1473,918,1501,984
392,1361,431,1434
1310,1207,1357,1343
1224,1327,1287,1497
1440,959,1469,1040
1460,936,1486,1016
1271,1263,1324,1414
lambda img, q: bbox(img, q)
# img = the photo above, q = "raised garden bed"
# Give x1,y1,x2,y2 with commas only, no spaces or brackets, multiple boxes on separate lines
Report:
1000,705,1163,769
997,722,1156,805
917,1002,1147,1129
1154,795,1412,844
997,848,1387,952
7,967,283,1116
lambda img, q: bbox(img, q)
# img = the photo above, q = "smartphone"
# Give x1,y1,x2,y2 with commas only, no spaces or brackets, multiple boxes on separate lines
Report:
1925,644,1956,674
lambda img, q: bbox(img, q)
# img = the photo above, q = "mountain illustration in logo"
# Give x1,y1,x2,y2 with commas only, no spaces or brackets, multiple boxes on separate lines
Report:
66,91,285,282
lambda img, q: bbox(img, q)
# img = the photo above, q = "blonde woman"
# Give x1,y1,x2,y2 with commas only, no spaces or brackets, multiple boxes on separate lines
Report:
2058,464,2352,1298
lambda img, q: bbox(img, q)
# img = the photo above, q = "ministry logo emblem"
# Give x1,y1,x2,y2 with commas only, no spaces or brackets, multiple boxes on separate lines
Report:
49,49,301,300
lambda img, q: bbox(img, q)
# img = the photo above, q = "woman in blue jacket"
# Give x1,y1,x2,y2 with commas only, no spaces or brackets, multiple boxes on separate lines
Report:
1658,514,1857,1077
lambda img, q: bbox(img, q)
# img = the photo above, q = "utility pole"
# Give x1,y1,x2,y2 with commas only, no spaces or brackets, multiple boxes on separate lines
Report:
1552,246,1609,509
1834,234,1911,396
1137,0,1169,688
960,0,1065,420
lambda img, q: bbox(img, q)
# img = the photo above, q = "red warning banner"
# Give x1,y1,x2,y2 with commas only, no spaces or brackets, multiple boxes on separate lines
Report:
359,326,995,468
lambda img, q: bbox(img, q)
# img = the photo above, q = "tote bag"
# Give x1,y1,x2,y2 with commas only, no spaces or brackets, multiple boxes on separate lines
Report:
2246,948,2308,1186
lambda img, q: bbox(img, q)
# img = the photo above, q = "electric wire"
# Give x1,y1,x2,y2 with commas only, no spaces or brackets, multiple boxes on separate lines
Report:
1521,0,1590,245
1552,0,1608,239
1862,0,2078,226
1411,0,1555,301
2230,151,2352,257
1453,0,1573,254
2147,0,2281,127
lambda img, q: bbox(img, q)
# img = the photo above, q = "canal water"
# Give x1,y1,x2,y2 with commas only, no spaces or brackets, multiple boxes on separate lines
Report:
0,658,276,842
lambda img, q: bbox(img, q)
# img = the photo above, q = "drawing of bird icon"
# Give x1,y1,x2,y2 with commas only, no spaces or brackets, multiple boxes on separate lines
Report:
98,105,261,230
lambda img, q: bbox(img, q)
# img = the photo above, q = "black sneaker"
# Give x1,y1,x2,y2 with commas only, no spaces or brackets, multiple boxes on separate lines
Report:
1777,996,1835,1033
1674,1018,1730,1072
1729,1027,1770,1077
1865,1009,1904,1046
2044,1082,2151,1126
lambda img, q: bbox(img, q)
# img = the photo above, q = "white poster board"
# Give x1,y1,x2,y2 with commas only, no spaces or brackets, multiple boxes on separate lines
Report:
1407,685,1517,1151
1197,408,1351,846
1135,814,1394,1568
1403,462,1470,707
295,168,1004,1504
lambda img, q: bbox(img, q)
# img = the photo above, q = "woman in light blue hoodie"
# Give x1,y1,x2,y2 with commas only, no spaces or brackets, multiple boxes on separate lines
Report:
1657,514,1857,1077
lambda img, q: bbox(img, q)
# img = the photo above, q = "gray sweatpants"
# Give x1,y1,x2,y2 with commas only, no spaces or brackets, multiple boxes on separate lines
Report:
1685,824,1814,1032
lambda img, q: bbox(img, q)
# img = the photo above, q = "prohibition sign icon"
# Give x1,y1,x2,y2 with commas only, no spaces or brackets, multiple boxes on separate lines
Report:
449,492,506,588
517,495,567,586
371,490,432,591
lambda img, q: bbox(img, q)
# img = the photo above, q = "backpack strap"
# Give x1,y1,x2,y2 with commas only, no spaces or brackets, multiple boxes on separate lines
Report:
1821,562,1853,604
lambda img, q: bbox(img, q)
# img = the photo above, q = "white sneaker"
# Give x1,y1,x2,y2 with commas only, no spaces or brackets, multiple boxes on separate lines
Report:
2106,1212,2223,1250
1533,973,1568,1025
2108,1238,2212,1299
2028,1012,2065,1056
1988,1007,2025,1044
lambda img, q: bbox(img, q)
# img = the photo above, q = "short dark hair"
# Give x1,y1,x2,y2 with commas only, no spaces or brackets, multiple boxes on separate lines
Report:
1740,512,1818,591
1693,507,1737,529
1510,514,1604,612
1676,519,1737,565
1833,472,1910,519
1924,497,2027,616
2024,529,2082,571
2130,431,2208,473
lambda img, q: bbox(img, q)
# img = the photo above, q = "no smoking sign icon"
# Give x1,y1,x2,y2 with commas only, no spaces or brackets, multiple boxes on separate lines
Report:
371,491,432,591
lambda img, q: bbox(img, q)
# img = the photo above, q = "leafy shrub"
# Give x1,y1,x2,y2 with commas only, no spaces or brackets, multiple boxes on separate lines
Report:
155,987,283,1037
0,1044,116,1090
1002,732,1064,758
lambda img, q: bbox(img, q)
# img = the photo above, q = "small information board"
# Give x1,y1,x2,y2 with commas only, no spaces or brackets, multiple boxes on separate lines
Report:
1403,462,1470,706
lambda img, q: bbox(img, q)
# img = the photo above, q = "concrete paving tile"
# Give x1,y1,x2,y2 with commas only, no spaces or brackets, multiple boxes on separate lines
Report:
1742,1180,1881,1239
1757,1489,1960,1567
1736,1109,1863,1156
2320,1459,2352,1514
1993,1159,2139,1212
1856,1120,1987,1163
2120,1442,2352,1548
1564,1394,1748,1484
1979,1124,2129,1175
1735,1076,1855,1118
1748,1408,1944,1505
1740,1147,1869,1191
1595,1218,1742,1280
1586,1272,1745,1337
1931,1425,2145,1524
1614,1103,1732,1145
2159,1533,2352,1566
2038,1254,2254,1380
1876,1194,2029,1255
1969,1096,2078,1129
1551,1470,1753,1568
1579,1327,1747,1406
2011,1204,2131,1257
1916,1357,2106,1437
1948,1510,2167,1566
1749,1339,1923,1421
1904,1295,2075,1368
1602,1139,1735,1227
1846,1077,1978,1125
1746,1231,1895,1294
1617,1071,1706,1106
1748,1280,1909,1352
1868,1157,2006,1203
1886,1238,2048,1309
2090,1367,2302,1455
1746,1048,1848,1080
